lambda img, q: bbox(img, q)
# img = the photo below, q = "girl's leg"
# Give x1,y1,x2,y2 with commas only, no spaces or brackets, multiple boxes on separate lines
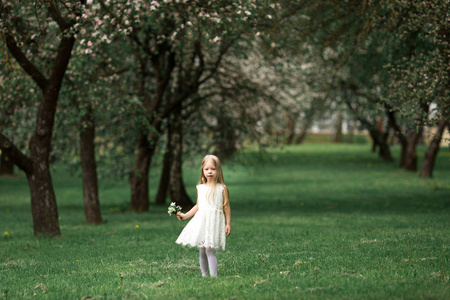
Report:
205,247,218,277
199,247,209,277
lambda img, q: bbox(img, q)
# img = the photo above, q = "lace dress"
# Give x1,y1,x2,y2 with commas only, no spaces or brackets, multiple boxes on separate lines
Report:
176,184,226,251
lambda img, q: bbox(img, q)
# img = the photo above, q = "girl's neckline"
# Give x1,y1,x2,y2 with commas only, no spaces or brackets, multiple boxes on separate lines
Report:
202,183,220,187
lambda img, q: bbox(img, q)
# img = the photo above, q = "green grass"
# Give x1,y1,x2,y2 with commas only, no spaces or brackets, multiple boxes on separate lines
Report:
1,144,449,299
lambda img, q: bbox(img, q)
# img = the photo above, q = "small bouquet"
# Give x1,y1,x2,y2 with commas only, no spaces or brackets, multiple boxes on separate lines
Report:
168,202,182,216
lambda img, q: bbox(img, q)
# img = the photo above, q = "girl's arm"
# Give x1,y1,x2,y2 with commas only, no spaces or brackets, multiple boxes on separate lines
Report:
223,187,231,236
177,189,199,221
177,204,198,221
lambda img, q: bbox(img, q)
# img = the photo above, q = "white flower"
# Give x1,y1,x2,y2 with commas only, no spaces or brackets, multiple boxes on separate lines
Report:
168,202,182,216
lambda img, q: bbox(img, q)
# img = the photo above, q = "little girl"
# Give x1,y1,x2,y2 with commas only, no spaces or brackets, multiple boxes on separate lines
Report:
176,154,231,277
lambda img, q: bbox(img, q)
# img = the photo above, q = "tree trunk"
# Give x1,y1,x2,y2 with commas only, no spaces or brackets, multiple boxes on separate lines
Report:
378,136,392,161
214,99,238,159
371,138,378,153
368,129,393,161
0,151,14,175
332,110,343,143
295,128,308,144
347,119,354,143
385,102,429,170
403,129,423,172
79,105,102,224
285,113,296,145
168,105,193,210
295,108,316,144
344,98,392,160
155,147,172,206
2,6,77,236
419,119,449,177
26,162,60,236
25,85,67,236
129,131,155,212
398,138,408,167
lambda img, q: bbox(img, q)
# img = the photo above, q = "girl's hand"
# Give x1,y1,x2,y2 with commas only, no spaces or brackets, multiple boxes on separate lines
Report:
225,224,231,236
177,212,185,221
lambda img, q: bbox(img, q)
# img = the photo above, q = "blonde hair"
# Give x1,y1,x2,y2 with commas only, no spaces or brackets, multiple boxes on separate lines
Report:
199,154,229,209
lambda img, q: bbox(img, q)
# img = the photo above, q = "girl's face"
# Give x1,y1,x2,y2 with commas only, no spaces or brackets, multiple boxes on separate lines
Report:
203,160,217,183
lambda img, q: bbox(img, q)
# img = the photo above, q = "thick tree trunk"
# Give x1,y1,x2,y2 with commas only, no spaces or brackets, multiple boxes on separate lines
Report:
26,163,60,236
0,110,61,238
402,129,423,172
129,131,155,212
371,138,378,153
344,98,391,160
419,119,449,177
0,151,14,175
79,105,102,224
368,129,393,161
2,7,77,236
155,147,172,206
295,128,308,144
168,105,193,210
386,103,429,171
24,86,66,236
378,137,392,162
398,138,408,167
214,101,238,159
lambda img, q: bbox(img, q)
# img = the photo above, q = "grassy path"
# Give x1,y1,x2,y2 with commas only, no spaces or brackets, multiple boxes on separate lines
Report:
0,144,449,299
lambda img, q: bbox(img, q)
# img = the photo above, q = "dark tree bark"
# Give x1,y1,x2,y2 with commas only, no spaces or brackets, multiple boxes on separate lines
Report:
215,102,238,159
402,130,423,171
1,12,76,235
126,42,176,211
0,151,14,175
294,114,313,144
295,107,317,144
24,35,75,236
344,99,393,161
129,131,156,212
371,138,377,153
155,147,172,206
123,26,230,211
79,105,102,224
168,104,193,210
295,128,308,144
386,103,429,171
285,113,296,145
368,129,392,161
419,119,449,178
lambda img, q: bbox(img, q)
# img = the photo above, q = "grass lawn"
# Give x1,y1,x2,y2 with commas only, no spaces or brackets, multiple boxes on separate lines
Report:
0,144,449,299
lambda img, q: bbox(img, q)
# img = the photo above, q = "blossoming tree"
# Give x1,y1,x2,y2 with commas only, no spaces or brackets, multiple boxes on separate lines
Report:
97,0,281,211
0,0,88,235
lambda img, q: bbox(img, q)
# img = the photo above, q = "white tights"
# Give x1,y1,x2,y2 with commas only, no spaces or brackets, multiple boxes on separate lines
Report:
199,247,217,277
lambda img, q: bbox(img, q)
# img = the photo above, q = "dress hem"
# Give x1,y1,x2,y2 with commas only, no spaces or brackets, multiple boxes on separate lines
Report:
176,241,225,252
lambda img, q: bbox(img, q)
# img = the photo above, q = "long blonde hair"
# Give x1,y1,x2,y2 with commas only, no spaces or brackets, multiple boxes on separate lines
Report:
199,154,229,209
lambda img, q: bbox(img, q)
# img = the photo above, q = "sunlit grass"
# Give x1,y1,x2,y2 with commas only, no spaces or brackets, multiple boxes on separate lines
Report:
0,144,449,299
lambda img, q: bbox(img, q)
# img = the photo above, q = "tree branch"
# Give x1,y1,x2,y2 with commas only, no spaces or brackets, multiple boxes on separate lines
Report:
199,40,233,85
48,35,76,88
383,103,407,145
47,1,72,31
0,131,33,174
4,33,49,90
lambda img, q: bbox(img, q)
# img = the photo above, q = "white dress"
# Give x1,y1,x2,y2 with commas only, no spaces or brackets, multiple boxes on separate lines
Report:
176,184,226,251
